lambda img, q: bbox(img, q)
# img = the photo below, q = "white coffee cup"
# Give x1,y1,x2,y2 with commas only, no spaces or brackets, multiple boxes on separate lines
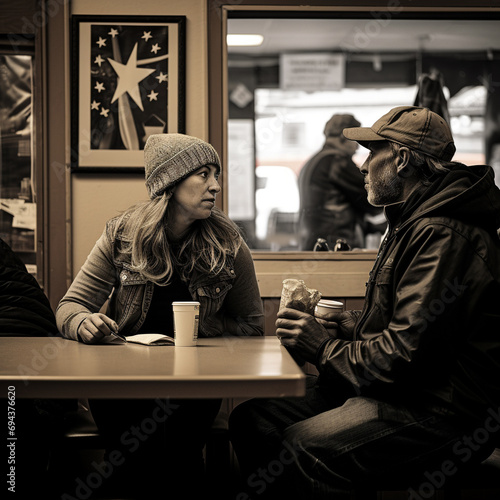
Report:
314,299,344,317
172,301,200,347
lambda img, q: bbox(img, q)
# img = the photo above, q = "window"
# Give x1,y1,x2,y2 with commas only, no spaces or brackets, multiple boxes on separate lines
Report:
208,3,500,254
0,36,37,276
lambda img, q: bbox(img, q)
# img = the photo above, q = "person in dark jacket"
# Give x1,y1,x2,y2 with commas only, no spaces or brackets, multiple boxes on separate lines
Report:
298,113,384,250
1,237,76,498
229,106,500,499
0,237,58,335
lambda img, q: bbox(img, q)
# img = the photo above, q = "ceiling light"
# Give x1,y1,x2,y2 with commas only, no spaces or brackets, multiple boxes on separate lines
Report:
227,34,264,47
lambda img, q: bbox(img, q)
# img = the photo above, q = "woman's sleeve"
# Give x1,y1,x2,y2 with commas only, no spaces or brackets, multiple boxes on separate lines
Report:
55,224,117,341
207,240,264,337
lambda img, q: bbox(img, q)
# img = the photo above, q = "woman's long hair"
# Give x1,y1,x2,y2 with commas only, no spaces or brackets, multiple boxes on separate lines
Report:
115,191,242,284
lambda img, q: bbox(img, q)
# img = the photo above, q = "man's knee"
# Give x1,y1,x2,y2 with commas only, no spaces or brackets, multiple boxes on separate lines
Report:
282,422,324,463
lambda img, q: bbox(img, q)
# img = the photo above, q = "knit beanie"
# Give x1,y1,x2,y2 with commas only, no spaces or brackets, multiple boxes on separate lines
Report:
144,133,221,199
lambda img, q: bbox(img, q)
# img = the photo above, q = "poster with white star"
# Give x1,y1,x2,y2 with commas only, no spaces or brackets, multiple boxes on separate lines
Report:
71,16,185,170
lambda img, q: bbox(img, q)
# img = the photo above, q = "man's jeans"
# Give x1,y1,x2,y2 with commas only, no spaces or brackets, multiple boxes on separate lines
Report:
229,375,495,500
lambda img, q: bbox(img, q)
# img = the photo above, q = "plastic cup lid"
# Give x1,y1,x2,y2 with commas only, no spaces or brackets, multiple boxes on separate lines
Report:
172,301,200,308
316,299,344,309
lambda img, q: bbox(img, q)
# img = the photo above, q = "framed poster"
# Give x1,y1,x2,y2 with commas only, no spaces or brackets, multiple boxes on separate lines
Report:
71,15,186,172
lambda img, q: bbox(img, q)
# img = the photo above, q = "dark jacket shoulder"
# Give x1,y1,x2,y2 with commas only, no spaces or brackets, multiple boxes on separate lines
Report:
0,238,58,336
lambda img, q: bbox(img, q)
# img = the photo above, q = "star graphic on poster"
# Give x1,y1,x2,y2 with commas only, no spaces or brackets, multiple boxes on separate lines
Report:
89,23,170,152
107,43,155,111
94,54,105,66
155,72,168,83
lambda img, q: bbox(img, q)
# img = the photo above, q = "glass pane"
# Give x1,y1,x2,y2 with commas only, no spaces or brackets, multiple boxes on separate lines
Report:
227,16,499,251
0,54,36,276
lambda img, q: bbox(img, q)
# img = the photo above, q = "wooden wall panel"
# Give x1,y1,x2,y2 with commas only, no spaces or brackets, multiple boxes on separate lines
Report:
253,251,375,299
0,0,37,33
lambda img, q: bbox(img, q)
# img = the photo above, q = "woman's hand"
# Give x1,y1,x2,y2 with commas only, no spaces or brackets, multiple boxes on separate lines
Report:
78,313,119,344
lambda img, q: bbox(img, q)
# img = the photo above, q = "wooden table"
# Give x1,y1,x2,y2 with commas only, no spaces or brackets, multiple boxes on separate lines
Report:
0,336,306,399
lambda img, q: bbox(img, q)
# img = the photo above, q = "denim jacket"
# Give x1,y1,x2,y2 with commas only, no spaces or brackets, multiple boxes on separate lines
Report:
56,216,264,341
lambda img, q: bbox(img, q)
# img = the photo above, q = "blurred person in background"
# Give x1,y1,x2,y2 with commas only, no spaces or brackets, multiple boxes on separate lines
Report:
298,113,385,250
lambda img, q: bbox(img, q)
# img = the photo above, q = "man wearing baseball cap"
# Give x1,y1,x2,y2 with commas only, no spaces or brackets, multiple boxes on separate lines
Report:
230,106,500,498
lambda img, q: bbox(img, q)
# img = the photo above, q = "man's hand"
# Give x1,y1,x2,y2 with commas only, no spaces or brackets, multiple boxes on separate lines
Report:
315,309,357,340
78,313,119,344
276,308,332,363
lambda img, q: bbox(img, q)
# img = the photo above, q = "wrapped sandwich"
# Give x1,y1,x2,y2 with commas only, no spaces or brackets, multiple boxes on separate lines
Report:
279,278,321,315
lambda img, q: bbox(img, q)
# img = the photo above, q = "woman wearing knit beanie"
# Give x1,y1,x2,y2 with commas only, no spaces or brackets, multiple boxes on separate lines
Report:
56,133,264,498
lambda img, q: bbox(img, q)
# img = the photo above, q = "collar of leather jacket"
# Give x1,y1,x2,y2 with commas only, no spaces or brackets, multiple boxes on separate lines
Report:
384,164,500,234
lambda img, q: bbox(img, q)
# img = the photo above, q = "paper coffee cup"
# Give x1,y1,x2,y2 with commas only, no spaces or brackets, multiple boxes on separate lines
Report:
172,301,200,347
314,299,344,317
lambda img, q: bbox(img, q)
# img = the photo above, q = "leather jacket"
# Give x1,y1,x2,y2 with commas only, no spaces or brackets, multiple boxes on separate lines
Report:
318,164,500,424
56,216,264,340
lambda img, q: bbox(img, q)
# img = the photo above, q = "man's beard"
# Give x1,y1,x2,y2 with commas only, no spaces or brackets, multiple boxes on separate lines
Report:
368,169,404,207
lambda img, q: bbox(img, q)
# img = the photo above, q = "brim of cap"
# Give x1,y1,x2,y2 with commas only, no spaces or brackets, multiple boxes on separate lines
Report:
342,126,385,143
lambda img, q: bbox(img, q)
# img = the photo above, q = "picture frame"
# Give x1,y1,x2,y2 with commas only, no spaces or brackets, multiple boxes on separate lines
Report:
71,15,186,172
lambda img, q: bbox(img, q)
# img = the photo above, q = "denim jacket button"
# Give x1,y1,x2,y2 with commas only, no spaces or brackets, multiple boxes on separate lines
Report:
230,269,235,274
215,287,221,293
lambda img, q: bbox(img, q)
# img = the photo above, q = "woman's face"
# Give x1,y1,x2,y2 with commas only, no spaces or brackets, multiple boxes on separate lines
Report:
169,164,221,225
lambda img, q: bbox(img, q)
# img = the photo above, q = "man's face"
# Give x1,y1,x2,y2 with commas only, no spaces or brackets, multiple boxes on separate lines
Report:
359,141,404,207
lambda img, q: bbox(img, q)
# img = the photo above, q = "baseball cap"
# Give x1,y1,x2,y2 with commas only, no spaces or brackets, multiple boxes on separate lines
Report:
342,106,456,161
